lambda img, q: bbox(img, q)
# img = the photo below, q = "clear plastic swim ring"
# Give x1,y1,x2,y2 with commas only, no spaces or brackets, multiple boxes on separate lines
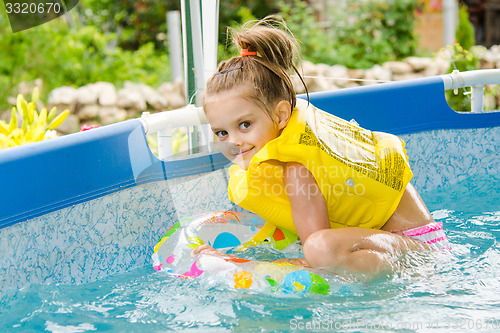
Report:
152,211,330,295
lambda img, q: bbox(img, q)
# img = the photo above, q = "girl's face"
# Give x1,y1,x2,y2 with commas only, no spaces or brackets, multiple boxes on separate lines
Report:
204,88,290,170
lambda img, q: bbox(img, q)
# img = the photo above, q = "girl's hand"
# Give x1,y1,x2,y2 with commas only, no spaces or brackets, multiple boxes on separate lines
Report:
191,243,226,256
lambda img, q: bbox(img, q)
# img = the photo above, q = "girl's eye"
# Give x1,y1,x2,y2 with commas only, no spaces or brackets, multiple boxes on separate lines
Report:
240,121,251,130
215,130,227,138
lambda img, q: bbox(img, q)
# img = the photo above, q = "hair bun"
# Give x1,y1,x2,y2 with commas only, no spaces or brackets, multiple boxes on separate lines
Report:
205,15,308,112
230,15,298,72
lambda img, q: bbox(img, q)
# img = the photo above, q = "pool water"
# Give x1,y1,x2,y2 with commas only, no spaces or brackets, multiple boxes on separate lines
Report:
1,175,499,332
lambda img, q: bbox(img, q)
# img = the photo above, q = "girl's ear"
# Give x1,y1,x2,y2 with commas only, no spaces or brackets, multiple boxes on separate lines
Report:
275,100,291,130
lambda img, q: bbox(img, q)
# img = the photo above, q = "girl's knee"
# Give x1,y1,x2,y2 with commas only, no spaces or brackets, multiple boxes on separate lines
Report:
303,228,406,271
303,229,345,268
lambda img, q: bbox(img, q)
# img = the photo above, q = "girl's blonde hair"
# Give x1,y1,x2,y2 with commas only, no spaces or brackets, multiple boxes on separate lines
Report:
204,16,308,116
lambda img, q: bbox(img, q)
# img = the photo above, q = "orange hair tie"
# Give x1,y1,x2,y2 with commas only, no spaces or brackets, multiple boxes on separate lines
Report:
240,48,257,57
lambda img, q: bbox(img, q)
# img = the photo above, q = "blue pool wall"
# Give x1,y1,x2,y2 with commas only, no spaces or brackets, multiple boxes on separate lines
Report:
0,75,498,295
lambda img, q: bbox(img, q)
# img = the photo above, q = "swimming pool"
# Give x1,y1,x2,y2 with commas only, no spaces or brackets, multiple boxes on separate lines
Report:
1,175,498,332
0,71,498,332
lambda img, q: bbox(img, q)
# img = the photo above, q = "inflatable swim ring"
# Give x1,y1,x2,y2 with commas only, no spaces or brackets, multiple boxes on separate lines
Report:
152,211,330,295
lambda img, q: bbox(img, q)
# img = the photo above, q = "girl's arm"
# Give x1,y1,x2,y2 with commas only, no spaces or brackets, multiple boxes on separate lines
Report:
193,243,311,267
193,162,329,267
283,162,330,243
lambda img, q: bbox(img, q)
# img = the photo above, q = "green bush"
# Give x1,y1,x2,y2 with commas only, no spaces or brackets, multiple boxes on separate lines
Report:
456,5,475,50
442,43,484,111
77,0,177,50
278,0,419,68
216,6,259,61
444,7,478,112
277,0,332,64
0,9,170,111
217,0,419,68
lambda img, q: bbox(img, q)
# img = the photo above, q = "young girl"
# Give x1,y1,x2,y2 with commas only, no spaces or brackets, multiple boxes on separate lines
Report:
193,17,449,274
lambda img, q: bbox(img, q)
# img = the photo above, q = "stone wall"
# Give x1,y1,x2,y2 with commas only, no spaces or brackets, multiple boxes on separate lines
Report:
294,45,500,94
46,79,186,133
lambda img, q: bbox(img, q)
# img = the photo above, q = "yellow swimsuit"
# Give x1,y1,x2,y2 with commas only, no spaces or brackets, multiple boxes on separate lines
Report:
228,99,413,238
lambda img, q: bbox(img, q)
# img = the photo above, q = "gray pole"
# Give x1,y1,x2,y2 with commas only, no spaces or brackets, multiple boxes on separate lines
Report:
167,11,183,82
443,0,458,46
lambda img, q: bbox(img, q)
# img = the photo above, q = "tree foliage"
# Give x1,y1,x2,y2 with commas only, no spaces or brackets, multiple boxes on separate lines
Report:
0,3,170,111
279,0,419,69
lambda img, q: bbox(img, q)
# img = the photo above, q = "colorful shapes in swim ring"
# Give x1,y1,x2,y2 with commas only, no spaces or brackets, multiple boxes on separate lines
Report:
292,281,306,292
272,228,285,241
187,236,204,249
266,278,278,287
180,260,204,279
224,258,252,263
154,221,181,252
212,232,241,249
234,270,253,289
282,270,330,295
272,228,299,250
164,221,181,238
152,211,332,295
308,273,330,295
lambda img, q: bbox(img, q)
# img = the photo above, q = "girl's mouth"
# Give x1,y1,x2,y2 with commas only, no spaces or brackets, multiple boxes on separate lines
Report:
234,147,254,159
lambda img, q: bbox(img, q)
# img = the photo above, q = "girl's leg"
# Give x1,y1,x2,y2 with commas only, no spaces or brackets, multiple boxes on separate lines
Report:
303,227,426,274
381,183,435,232
303,183,435,274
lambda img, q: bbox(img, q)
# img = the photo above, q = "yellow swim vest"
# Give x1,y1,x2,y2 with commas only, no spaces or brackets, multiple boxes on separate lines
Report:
228,99,413,238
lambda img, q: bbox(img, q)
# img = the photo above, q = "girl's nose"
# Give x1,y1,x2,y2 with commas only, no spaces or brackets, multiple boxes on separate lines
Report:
229,133,243,146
